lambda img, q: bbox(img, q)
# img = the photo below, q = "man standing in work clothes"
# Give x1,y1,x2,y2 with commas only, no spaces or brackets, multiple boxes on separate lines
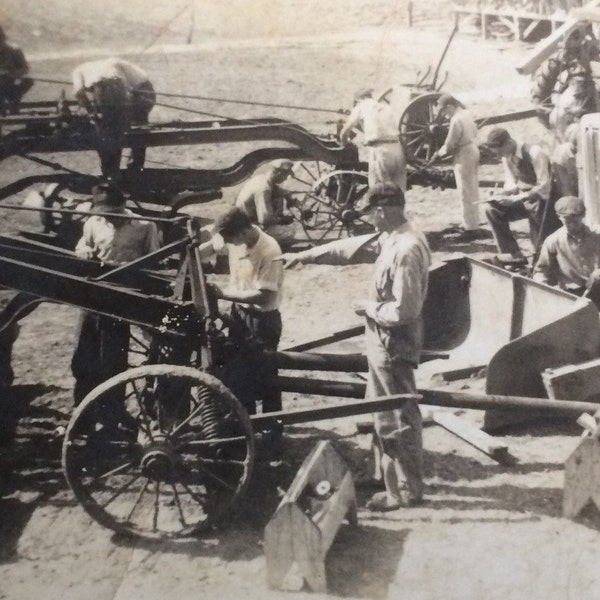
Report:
72,183,159,404
484,127,560,264
435,94,481,239
72,57,156,177
339,89,407,191
200,208,284,445
284,184,430,510
0,26,33,115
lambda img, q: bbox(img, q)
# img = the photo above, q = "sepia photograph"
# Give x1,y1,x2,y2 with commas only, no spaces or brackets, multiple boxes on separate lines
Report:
0,0,599,598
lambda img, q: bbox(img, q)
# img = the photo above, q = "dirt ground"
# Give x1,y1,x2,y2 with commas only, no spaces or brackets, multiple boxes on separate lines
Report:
1,2,600,600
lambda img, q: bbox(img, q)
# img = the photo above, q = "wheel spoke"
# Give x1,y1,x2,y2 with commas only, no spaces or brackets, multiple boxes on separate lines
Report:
174,434,248,449
169,403,207,438
170,483,187,527
99,473,142,508
126,478,151,521
195,463,237,492
96,460,135,481
128,379,155,440
153,481,160,532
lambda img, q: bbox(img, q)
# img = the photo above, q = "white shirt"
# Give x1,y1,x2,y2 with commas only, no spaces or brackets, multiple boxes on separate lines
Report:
344,98,399,144
72,58,149,94
439,107,479,156
75,209,160,263
227,227,284,311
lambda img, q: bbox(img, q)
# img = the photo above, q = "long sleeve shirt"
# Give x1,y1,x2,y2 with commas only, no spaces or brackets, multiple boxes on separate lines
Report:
533,224,600,289
439,107,479,156
502,143,551,201
75,210,160,263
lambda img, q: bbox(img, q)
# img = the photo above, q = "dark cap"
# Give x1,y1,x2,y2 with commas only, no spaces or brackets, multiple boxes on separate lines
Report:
485,127,511,149
555,196,585,216
354,88,374,103
355,183,405,213
437,93,459,109
91,182,125,211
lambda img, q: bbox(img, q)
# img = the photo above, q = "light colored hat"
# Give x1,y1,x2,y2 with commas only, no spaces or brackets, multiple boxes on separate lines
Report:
555,196,585,216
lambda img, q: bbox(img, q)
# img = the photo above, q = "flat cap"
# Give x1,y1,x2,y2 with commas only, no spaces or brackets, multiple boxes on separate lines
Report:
355,183,405,213
436,93,459,109
555,196,585,216
485,127,511,149
270,159,294,174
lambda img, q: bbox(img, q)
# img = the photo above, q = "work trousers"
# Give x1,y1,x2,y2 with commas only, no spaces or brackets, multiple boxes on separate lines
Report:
365,321,423,504
91,78,129,178
454,143,480,230
0,75,33,114
485,193,560,256
224,304,282,415
71,312,130,406
367,142,407,192
128,81,156,171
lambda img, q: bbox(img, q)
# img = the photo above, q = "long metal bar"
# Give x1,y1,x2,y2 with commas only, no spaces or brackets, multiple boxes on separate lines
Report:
253,388,600,427
275,351,368,372
283,325,365,352
0,254,189,332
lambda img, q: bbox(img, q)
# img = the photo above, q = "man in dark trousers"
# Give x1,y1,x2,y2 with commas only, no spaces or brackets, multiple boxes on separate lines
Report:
483,127,560,264
0,26,33,115
71,183,159,404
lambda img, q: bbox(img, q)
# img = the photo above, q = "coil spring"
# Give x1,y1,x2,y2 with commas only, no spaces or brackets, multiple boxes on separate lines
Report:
196,385,219,440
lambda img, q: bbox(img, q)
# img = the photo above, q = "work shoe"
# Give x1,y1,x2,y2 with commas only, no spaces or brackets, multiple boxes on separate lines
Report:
493,252,527,266
365,491,424,512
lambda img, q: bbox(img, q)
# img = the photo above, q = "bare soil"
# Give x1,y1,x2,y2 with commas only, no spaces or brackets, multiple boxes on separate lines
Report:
0,2,599,600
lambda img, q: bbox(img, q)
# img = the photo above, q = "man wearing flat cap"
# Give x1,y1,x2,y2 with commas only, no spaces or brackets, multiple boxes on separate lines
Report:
284,183,431,511
533,196,600,305
235,160,295,243
434,94,481,238
339,89,407,192
484,127,560,263
71,182,160,404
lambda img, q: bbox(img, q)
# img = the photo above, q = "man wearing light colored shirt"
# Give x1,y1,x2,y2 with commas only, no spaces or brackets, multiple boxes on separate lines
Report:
235,159,294,227
484,127,560,263
71,183,159,404
200,207,284,422
436,94,481,235
285,183,430,511
339,89,406,191
533,196,600,305
72,57,156,176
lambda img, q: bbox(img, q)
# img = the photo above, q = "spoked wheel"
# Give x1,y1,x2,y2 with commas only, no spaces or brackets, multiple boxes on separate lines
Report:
399,92,461,167
62,365,254,539
287,161,373,242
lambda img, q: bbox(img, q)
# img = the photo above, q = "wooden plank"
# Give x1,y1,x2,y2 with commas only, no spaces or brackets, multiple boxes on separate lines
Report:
432,411,515,464
515,0,600,76
563,437,600,518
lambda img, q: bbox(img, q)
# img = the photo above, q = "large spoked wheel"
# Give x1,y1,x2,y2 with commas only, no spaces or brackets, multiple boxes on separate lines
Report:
399,92,461,167
287,161,373,242
62,365,254,539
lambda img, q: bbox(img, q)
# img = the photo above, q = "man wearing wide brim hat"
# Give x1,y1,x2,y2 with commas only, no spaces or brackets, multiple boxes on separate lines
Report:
339,88,407,192
235,159,296,239
533,196,600,306
71,181,160,405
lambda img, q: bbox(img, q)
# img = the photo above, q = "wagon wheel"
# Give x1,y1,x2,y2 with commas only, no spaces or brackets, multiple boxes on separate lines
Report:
62,365,254,539
399,92,461,168
286,161,373,242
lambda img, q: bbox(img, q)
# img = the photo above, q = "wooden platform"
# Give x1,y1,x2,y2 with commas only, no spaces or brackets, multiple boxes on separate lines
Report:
453,3,568,41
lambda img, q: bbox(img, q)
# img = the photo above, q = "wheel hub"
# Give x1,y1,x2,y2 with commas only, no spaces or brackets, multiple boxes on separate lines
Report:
140,435,177,481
